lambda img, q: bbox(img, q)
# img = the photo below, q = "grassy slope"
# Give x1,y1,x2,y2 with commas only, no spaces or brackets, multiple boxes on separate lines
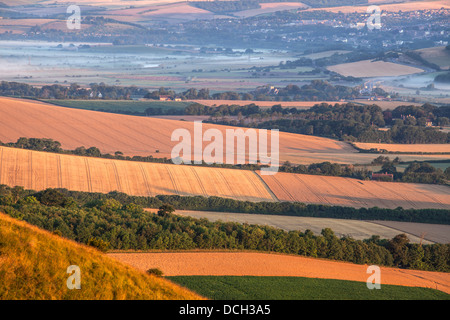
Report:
168,276,450,300
0,212,203,300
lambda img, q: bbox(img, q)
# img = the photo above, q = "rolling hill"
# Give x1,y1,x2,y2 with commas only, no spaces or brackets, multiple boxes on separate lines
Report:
259,171,450,209
108,251,450,294
0,212,203,300
0,146,277,202
1,145,449,209
2,97,450,165
0,97,356,165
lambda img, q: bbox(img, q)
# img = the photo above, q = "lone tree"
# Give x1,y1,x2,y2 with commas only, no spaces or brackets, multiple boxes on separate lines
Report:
157,204,175,217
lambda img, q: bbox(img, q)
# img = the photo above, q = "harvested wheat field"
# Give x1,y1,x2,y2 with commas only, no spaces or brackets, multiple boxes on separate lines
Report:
0,146,276,202
353,142,450,153
352,99,423,110
107,252,450,294
234,2,308,18
259,171,450,210
163,209,435,244
328,60,425,78
0,97,356,165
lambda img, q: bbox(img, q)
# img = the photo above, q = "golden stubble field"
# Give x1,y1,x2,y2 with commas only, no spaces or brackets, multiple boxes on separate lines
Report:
0,97,356,165
3,97,450,165
1,146,449,209
107,251,450,294
259,171,450,210
354,142,450,153
0,146,277,202
327,60,425,78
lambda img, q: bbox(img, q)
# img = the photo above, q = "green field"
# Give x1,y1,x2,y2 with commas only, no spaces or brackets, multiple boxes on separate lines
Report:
41,99,190,115
167,276,450,300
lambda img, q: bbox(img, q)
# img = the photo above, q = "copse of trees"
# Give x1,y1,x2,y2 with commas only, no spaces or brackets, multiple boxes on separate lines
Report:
0,186,448,272
0,81,148,100
1,186,449,225
205,102,450,144
435,72,450,83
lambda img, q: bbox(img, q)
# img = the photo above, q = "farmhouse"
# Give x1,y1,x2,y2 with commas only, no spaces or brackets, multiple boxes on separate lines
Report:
371,172,394,181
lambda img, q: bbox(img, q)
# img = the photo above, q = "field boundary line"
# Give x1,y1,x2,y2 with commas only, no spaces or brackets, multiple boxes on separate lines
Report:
366,221,438,244
254,171,279,202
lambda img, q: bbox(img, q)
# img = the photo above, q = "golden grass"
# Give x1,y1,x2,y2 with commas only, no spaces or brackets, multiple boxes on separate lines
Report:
0,146,277,202
327,60,425,78
0,212,204,300
353,142,450,153
258,171,450,210
108,251,450,294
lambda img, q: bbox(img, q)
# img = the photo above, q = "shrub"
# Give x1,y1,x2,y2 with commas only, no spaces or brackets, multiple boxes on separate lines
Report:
146,268,164,277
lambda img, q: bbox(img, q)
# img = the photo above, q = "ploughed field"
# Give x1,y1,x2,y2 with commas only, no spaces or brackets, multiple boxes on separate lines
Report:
1,146,449,210
108,252,450,294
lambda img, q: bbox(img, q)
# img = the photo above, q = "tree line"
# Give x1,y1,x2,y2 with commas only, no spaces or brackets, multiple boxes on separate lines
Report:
0,186,447,272
0,81,148,100
1,186,449,225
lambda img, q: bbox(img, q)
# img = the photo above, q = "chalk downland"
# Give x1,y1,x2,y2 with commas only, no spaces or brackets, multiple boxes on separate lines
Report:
0,212,204,300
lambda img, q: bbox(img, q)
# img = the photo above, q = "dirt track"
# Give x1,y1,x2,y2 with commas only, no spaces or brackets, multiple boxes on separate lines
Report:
108,252,450,294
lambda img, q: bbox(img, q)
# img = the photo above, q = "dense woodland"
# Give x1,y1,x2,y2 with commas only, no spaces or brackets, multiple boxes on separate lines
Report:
0,186,448,272
199,103,450,144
